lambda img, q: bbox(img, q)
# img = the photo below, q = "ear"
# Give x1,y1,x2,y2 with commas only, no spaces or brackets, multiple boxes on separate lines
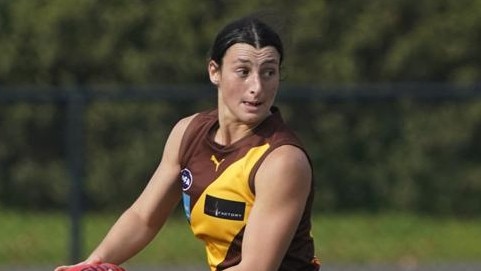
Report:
208,60,220,85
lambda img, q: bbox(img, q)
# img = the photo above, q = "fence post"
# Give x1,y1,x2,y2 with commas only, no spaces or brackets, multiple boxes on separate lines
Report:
65,89,86,263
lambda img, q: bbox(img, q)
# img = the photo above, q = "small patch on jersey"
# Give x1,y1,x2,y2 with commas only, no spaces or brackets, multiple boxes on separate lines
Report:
204,194,246,221
181,168,193,191
182,192,191,222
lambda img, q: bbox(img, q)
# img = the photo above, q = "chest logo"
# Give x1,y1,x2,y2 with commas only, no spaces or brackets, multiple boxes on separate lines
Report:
204,194,245,221
210,155,225,172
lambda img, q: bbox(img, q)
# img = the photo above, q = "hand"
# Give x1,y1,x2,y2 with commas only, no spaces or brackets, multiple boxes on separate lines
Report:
56,263,125,271
54,255,102,271
54,262,88,271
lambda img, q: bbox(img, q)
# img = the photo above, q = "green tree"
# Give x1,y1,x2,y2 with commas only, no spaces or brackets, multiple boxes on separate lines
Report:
285,0,481,83
1,0,480,85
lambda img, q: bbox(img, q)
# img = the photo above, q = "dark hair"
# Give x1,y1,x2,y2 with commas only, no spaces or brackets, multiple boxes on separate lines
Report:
209,16,284,66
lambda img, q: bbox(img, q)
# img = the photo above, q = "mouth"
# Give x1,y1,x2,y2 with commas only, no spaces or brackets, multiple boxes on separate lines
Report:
242,101,262,107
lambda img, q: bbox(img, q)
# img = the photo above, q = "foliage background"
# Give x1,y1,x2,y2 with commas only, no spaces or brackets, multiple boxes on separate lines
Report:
1,0,481,217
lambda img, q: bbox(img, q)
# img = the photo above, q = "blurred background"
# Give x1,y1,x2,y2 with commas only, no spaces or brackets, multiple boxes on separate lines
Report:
1,0,481,270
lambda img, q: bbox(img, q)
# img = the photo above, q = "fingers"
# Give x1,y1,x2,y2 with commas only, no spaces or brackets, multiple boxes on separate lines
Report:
54,265,69,271
54,262,125,271
54,260,88,271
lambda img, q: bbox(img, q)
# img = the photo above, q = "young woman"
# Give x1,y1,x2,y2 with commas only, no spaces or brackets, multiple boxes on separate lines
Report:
56,15,320,271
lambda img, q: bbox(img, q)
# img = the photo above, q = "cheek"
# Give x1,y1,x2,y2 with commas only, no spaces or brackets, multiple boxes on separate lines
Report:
266,80,280,94
219,79,243,100
220,75,244,93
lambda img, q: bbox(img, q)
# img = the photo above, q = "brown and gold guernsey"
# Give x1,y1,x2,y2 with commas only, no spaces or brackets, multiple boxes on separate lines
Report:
178,107,320,271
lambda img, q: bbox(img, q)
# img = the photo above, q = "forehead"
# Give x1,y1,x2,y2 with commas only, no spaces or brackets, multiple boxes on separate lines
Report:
223,43,280,64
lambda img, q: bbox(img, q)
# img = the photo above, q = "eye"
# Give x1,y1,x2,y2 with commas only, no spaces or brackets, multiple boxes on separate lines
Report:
236,68,249,78
261,68,277,78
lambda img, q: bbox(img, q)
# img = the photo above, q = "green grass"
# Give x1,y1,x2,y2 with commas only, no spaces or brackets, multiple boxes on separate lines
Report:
1,210,480,265
314,213,481,264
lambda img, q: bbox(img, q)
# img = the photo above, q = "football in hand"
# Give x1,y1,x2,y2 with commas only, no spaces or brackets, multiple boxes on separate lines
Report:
66,263,126,271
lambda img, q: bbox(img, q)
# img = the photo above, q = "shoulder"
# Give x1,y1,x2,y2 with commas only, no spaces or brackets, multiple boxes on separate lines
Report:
170,113,199,138
264,145,311,177
174,109,217,134
256,144,312,194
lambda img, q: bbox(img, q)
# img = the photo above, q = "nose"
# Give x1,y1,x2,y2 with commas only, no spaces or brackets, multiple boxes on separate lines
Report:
249,72,262,95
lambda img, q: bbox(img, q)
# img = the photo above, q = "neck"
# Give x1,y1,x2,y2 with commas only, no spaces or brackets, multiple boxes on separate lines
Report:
215,119,255,146
215,104,273,146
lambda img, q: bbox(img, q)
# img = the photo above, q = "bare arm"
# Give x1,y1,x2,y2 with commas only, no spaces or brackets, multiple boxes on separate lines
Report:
225,145,312,271
55,115,195,270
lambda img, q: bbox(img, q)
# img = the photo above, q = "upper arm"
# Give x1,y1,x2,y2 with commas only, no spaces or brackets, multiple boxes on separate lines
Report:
239,145,312,270
129,114,196,228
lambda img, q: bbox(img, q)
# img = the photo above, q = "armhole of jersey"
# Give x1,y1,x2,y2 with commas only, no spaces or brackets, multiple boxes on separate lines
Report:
248,148,270,195
178,113,200,167
247,142,303,195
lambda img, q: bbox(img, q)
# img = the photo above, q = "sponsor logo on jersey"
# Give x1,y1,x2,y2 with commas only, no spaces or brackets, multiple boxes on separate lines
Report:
181,168,193,191
210,154,225,172
204,194,245,221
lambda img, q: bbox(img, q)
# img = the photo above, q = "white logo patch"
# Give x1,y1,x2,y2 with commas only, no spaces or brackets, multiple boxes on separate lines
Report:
181,168,193,191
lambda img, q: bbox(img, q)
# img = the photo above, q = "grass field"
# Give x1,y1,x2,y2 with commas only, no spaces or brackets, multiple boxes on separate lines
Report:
1,210,480,266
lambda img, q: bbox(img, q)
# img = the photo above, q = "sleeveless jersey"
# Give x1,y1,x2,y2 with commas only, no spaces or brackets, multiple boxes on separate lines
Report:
178,107,319,271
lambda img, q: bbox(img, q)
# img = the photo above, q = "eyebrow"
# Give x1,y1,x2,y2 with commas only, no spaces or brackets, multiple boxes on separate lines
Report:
234,57,279,65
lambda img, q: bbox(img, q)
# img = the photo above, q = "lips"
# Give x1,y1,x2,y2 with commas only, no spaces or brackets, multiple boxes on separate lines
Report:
243,101,262,106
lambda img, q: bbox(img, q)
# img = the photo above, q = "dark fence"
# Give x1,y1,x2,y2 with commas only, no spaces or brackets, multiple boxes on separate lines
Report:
1,83,481,268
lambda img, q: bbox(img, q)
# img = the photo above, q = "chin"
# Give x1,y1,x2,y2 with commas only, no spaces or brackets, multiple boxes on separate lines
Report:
240,111,269,125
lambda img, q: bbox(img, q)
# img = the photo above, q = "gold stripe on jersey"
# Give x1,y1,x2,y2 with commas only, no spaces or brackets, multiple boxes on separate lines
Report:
190,143,270,270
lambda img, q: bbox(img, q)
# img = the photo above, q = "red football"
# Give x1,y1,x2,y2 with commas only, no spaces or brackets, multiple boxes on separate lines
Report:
66,263,126,271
